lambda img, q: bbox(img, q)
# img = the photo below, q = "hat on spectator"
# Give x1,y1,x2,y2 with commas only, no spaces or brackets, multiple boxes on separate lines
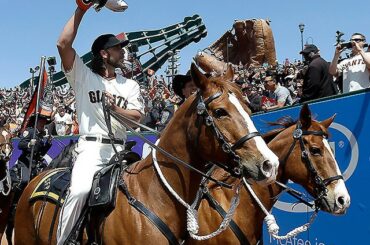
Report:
172,71,192,99
300,44,319,54
91,34,130,56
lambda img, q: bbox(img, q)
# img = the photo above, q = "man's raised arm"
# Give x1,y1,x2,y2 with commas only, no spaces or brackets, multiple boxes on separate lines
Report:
57,7,87,72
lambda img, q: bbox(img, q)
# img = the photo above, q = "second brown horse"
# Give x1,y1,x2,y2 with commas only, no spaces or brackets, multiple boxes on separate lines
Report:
187,104,350,245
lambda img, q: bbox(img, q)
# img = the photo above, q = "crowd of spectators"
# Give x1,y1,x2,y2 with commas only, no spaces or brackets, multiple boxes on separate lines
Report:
1,36,370,135
0,84,78,136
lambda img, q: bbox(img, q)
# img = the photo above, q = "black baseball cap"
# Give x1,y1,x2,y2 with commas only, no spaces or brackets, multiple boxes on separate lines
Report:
91,34,130,56
300,44,319,54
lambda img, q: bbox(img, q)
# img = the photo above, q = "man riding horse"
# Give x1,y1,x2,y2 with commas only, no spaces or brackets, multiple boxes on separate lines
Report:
55,1,144,243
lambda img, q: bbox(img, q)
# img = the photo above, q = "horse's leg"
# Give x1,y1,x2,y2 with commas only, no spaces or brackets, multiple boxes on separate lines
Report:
5,185,25,245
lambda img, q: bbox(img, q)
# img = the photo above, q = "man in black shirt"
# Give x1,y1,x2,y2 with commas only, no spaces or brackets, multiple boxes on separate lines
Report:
299,44,337,103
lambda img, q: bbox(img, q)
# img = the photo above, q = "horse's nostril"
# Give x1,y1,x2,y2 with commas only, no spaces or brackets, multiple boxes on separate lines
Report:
337,196,346,206
262,160,272,174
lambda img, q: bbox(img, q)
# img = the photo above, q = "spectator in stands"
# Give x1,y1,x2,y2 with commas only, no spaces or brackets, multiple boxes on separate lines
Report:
157,99,175,132
172,71,197,105
52,105,73,136
261,72,293,111
243,85,262,113
299,44,337,102
329,33,370,93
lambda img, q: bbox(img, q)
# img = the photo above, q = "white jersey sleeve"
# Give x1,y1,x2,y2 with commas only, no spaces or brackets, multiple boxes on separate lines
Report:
62,54,90,91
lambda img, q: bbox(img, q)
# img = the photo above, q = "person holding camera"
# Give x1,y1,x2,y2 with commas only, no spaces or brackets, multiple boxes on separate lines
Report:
329,33,370,93
299,44,337,103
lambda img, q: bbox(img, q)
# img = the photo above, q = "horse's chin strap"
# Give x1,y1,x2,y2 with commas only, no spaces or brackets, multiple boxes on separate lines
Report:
152,141,241,240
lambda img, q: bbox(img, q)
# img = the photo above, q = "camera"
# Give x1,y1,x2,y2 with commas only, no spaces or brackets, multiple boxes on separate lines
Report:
128,43,139,53
47,56,57,66
340,42,353,49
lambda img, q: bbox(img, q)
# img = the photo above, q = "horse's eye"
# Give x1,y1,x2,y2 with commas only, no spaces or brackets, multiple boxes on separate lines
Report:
213,108,228,118
310,147,322,156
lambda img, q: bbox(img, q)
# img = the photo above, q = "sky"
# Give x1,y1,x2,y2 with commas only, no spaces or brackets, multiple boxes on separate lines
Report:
1,0,370,88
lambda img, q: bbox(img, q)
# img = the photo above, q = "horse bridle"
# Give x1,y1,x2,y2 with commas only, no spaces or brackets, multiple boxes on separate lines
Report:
195,91,261,177
280,122,343,208
0,128,13,161
0,139,12,196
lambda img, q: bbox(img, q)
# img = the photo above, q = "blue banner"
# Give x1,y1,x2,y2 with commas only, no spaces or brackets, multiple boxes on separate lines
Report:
254,90,370,245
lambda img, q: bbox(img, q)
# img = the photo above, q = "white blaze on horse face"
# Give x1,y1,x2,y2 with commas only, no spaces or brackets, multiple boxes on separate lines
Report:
5,144,11,157
2,130,8,139
323,139,351,211
228,93,279,175
1,130,11,157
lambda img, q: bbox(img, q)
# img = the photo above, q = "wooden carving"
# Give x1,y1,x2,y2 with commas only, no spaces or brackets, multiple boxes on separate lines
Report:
197,19,276,74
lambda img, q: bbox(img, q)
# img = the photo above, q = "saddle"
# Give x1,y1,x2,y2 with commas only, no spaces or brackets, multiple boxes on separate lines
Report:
29,149,141,210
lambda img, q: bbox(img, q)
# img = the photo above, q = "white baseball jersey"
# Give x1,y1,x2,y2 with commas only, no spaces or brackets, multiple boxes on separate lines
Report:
337,54,370,93
62,54,144,140
54,113,73,136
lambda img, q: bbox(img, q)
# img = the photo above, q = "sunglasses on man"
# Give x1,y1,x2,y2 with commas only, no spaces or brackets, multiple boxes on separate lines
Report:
351,38,365,42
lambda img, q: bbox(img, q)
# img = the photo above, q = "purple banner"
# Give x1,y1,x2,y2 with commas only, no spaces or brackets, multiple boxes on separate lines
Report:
9,134,158,168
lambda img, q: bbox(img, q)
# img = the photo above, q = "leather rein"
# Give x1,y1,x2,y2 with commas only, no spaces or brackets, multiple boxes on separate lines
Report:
101,91,253,189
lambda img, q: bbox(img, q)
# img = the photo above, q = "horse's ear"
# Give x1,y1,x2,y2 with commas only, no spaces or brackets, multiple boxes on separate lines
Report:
299,103,312,129
223,64,234,82
321,114,336,129
191,63,208,91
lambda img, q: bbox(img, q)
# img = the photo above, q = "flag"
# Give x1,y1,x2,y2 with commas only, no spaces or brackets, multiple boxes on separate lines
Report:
20,68,49,132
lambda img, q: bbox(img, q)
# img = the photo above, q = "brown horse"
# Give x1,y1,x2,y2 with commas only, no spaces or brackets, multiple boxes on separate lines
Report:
0,126,14,241
14,64,279,244
188,104,351,244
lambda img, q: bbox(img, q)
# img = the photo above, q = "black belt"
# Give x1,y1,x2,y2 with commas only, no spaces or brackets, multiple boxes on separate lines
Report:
84,136,124,145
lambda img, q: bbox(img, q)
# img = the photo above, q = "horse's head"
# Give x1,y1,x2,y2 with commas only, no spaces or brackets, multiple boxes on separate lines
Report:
0,127,12,161
183,64,279,184
272,104,350,215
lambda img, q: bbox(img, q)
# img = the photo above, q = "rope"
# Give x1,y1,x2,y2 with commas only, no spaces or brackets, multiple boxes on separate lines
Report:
151,139,241,240
0,168,12,196
242,177,318,241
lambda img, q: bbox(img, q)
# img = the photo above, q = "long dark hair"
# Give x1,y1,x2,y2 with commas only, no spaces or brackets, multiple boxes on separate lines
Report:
90,54,105,76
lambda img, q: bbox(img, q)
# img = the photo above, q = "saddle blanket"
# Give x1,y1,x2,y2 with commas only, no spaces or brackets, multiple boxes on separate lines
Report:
29,168,71,206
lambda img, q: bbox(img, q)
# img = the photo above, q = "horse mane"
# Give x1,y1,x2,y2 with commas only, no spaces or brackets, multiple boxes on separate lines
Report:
184,75,251,116
213,77,245,99
262,116,297,143
211,77,253,114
